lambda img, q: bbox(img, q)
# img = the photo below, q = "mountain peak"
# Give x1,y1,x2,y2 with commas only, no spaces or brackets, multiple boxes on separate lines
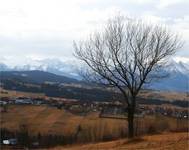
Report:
166,59,189,75
0,58,189,92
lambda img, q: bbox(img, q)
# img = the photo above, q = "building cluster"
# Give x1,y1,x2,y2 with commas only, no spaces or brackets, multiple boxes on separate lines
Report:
0,96,102,114
0,97,188,119
0,97,46,105
140,105,189,119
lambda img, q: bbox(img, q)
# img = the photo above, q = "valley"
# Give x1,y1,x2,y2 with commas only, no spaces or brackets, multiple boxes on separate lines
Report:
1,1,189,149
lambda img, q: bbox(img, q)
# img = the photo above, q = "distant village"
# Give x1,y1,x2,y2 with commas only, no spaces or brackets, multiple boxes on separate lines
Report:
0,96,188,119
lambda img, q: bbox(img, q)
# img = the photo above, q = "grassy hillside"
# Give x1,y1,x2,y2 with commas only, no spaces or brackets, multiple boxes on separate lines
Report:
52,132,189,150
1,70,188,102
0,70,79,84
139,90,189,101
0,88,45,98
1,87,188,109
0,105,127,137
1,105,188,137
1,105,188,149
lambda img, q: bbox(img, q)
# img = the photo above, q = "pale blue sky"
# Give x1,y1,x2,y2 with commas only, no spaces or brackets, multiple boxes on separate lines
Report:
0,0,188,65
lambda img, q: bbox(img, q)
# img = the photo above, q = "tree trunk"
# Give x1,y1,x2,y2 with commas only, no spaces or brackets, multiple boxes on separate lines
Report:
128,106,134,138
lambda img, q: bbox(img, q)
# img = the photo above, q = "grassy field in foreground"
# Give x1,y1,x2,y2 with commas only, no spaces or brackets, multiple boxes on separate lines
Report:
0,105,188,149
1,105,188,138
51,132,189,150
0,105,127,137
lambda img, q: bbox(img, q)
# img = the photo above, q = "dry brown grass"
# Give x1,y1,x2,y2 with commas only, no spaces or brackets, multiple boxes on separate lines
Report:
1,105,188,140
51,132,189,150
139,90,188,101
0,105,132,137
0,105,128,138
0,88,45,98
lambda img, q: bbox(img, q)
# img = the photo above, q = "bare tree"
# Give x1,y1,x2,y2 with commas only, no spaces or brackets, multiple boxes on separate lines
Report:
73,15,182,138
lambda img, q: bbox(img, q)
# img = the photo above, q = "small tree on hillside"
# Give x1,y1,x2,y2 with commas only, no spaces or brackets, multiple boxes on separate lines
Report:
74,15,182,138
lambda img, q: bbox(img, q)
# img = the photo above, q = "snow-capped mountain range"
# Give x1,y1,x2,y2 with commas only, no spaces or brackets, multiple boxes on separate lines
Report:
0,58,80,80
0,58,189,92
149,60,189,92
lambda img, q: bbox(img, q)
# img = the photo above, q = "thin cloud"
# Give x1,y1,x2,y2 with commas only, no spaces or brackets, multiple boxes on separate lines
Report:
0,0,188,63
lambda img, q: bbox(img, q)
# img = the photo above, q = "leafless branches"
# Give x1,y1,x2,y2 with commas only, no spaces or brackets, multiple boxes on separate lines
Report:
74,16,182,103
74,15,182,138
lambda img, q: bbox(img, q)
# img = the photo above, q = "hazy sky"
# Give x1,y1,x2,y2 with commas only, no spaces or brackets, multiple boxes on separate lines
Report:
0,0,189,64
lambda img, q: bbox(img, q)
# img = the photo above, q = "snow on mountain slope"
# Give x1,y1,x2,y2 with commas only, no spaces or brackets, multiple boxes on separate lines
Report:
0,58,81,80
0,58,189,92
166,60,189,75
149,60,189,92
0,63,9,71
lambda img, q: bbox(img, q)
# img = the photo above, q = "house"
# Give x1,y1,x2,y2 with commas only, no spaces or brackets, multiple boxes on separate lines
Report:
0,100,7,105
32,98,45,105
3,138,17,145
15,98,33,105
